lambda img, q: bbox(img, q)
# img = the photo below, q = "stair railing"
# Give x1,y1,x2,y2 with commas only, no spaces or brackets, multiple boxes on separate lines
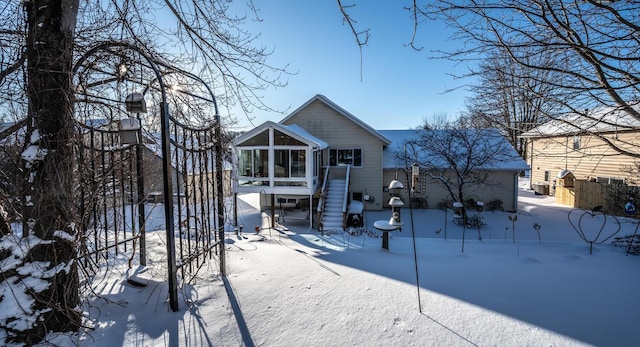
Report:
341,165,351,229
317,166,331,231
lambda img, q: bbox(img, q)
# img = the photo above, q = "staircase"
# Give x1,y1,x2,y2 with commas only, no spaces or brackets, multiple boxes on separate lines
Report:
320,178,346,231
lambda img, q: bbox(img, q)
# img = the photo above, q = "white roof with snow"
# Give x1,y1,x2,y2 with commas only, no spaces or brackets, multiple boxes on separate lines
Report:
522,104,640,138
379,129,529,171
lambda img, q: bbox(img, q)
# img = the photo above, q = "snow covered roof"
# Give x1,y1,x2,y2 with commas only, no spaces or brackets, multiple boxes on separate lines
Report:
521,103,640,138
379,129,530,172
280,94,391,145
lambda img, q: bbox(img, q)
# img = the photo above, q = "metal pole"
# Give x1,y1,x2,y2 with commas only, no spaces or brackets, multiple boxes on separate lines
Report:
215,113,226,276
382,231,389,250
160,101,179,311
405,142,422,313
234,192,238,228
135,116,147,266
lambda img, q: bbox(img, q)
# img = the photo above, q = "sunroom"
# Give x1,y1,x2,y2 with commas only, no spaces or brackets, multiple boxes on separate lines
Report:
232,121,328,223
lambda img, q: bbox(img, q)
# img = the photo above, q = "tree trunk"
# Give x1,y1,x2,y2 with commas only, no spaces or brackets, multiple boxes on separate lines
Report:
1,1,81,344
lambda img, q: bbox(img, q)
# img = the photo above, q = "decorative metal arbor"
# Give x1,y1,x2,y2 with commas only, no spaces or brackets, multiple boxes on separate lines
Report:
73,41,226,311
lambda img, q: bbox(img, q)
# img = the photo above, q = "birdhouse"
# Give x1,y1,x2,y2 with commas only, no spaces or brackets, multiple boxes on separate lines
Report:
557,170,575,187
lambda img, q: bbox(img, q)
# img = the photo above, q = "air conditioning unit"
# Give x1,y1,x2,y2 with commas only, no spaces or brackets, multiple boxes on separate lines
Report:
533,182,549,195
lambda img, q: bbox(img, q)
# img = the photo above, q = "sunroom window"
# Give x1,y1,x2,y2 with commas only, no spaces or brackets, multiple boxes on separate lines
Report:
239,149,269,177
237,130,269,146
275,149,306,178
274,130,306,146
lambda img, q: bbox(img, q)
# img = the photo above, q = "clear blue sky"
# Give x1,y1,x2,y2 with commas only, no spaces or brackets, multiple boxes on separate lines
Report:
227,1,473,131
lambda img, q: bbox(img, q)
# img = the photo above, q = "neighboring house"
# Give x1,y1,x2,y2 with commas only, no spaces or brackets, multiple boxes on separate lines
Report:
232,94,528,230
521,104,640,193
81,120,232,203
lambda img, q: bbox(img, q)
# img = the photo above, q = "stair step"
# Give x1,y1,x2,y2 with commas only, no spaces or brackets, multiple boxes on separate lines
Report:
321,177,349,231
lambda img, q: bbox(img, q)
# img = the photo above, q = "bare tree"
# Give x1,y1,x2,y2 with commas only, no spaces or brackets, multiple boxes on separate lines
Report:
412,118,516,223
420,0,640,156
0,0,288,344
463,48,560,159
337,1,640,155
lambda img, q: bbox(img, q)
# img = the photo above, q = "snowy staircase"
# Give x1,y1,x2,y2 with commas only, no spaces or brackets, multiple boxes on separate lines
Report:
320,179,346,231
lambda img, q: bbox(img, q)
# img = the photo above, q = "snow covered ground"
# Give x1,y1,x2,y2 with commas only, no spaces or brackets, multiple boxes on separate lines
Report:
43,181,640,346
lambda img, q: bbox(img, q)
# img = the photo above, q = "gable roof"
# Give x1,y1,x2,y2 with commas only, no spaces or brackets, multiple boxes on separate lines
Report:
279,94,391,145
522,103,640,138
232,120,329,150
379,129,529,172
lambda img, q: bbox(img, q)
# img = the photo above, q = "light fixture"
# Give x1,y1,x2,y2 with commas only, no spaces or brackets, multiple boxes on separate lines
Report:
125,92,147,113
118,117,141,145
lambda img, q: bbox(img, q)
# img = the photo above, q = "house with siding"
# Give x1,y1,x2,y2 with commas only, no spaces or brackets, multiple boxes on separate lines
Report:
521,104,640,197
232,94,528,231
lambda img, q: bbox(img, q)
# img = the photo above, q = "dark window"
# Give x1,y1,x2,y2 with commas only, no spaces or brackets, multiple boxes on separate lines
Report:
329,148,362,167
274,149,306,178
239,149,268,177
274,130,305,146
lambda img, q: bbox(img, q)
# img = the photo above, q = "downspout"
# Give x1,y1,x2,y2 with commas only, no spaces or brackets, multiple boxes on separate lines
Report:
514,172,519,211
529,138,534,188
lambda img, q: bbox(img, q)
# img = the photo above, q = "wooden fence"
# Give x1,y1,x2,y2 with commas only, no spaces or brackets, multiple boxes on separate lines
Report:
555,180,640,214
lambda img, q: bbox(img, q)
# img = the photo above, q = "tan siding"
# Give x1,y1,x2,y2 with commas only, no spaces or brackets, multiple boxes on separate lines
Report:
527,131,640,187
282,100,386,210
383,169,518,212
